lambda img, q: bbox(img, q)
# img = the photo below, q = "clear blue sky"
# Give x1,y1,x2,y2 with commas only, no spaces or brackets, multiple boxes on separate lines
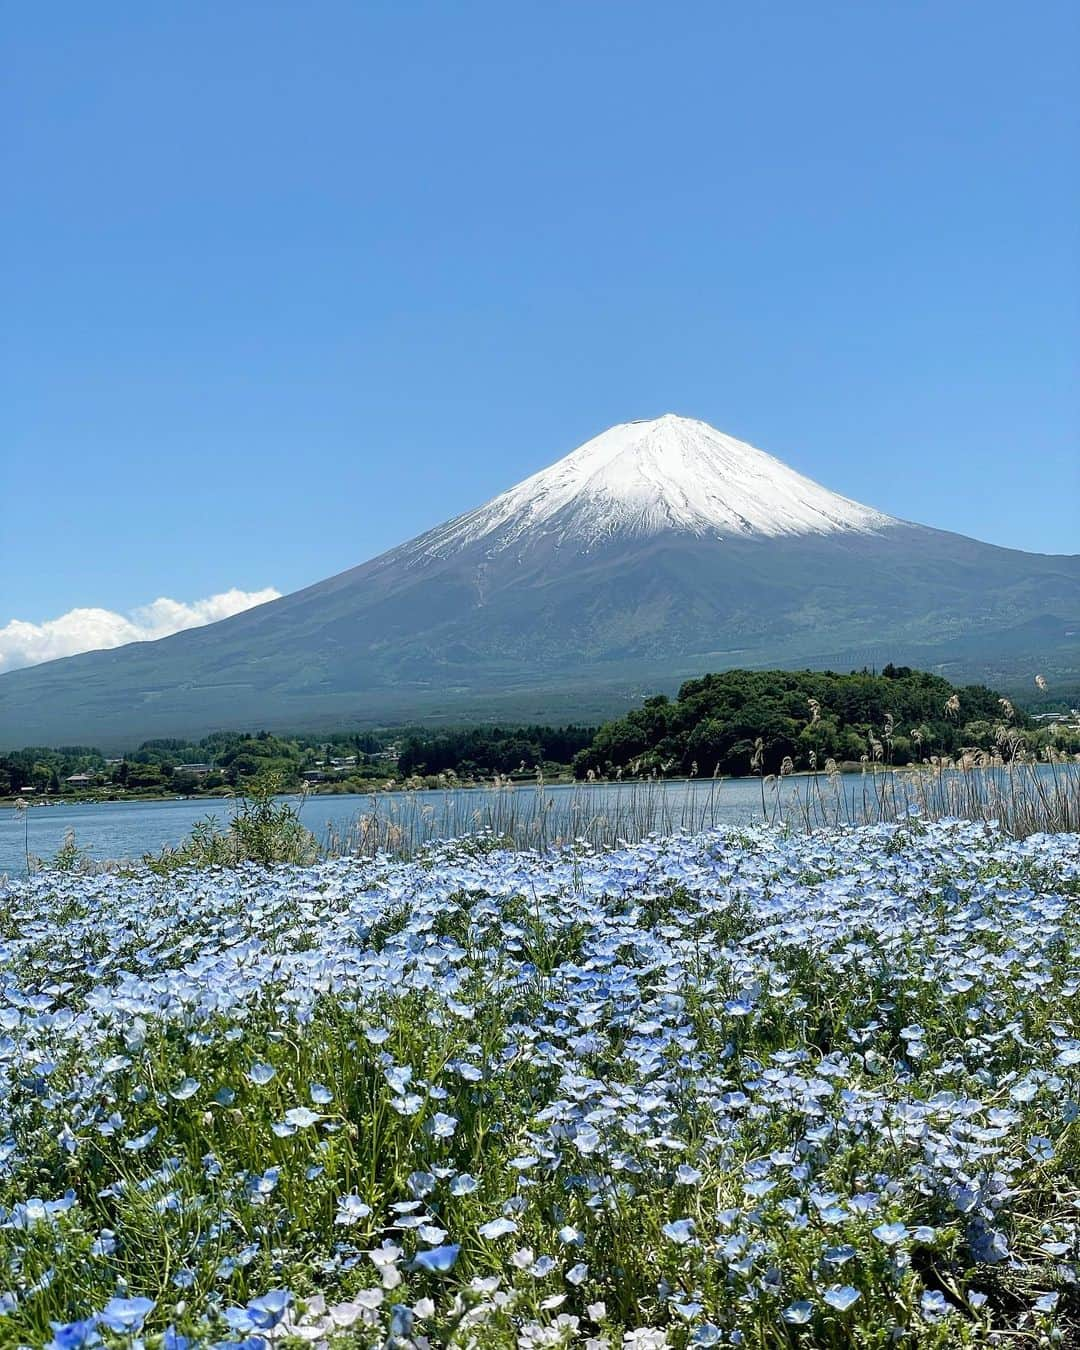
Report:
3,0,1077,627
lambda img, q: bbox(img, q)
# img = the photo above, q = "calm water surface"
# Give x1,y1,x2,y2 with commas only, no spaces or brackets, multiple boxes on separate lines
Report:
0,779,813,875
7,766,1052,875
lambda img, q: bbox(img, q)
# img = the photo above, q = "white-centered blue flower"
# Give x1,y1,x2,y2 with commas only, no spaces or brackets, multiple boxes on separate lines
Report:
823,1286,861,1312
282,1106,322,1129
97,1297,156,1333
335,1193,372,1225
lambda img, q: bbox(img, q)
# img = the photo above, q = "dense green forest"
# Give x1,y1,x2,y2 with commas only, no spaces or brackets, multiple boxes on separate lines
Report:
2,667,1076,798
0,723,594,798
572,665,1080,778
396,725,593,778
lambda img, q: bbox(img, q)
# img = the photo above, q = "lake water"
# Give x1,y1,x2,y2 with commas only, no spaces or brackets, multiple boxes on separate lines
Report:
4,766,1064,875
0,778,834,875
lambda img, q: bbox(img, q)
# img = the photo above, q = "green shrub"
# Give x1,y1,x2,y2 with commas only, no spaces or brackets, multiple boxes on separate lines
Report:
146,772,318,872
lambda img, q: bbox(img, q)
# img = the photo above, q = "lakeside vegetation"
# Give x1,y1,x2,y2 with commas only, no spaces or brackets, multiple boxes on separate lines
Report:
0,724,597,802
572,666,1080,780
3,668,1078,812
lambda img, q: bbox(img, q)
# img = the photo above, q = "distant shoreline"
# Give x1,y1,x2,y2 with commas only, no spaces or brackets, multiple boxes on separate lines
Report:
0,760,1026,811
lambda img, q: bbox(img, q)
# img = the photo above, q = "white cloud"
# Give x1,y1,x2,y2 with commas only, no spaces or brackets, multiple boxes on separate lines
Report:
0,587,281,673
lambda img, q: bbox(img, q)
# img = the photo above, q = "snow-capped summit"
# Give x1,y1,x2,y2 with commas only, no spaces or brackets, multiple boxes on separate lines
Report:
417,414,895,556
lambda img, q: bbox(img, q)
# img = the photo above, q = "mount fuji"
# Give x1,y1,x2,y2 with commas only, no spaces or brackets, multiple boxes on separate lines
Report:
2,415,1077,747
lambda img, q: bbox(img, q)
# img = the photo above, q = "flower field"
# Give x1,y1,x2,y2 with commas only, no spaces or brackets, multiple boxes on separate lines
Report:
2,821,1079,1348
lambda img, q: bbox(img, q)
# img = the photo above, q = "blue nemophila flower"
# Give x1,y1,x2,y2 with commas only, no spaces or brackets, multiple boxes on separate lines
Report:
689,1325,722,1346
245,1168,279,1201
566,1262,589,1285
408,1172,436,1197
413,1244,460,1273
310,1083,333,1105
245,1290,292,1329
824,1244,856,1266
384,1065,412,1093
872,1221,908,1246
283,1106,322,1129
675,1164,702,1185
429,1113,457,1138
247,1063,275,1086
47,1319,100,1350
478,1217,518,1239
573,1126,601,1154
123,1127,157,1153
1033,1292,1059,1313
169,1077,200,1101
661,1218,695,1244
334,1193,372,1225
921,1290,950,1318
782,1302,813,1325
1026,1135,1054,1162
97,1296,155,1332
450,1173,478,1196
822,1286,861,1312
388,1305,413,1338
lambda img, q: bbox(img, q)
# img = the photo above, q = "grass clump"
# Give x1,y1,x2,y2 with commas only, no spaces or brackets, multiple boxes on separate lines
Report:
145,772,319,872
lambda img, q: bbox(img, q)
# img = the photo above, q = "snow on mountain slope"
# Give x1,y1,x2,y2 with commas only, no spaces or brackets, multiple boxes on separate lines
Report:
414,414,897,557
